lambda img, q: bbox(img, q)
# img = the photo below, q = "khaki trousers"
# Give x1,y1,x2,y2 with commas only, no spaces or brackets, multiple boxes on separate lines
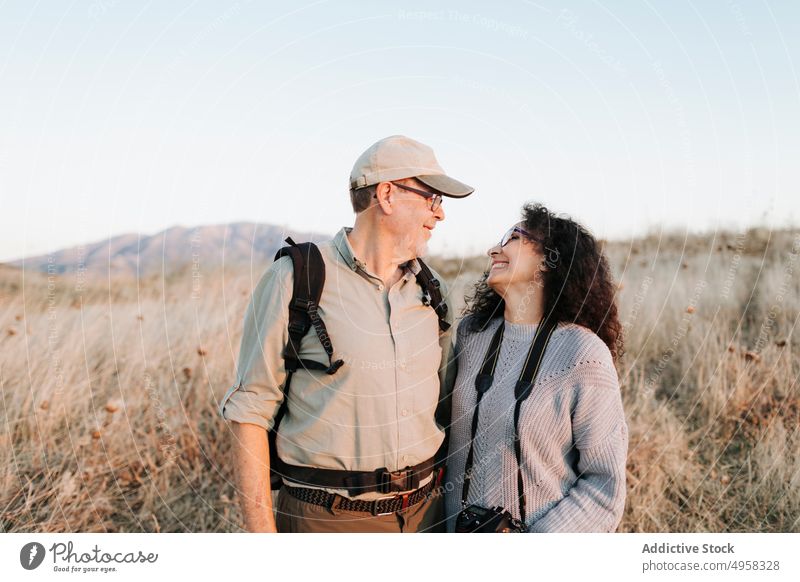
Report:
274,488,445,533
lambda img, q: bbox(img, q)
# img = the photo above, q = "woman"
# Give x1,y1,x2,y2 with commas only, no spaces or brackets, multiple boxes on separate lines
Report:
444,203,628,532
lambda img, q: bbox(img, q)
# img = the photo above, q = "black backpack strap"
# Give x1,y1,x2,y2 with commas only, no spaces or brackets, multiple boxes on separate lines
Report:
268,237,344,490
415,258,450,332
273,237,344,376
415,258,452,481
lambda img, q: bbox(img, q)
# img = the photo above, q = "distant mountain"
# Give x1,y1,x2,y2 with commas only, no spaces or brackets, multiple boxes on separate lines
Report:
8,223,331,279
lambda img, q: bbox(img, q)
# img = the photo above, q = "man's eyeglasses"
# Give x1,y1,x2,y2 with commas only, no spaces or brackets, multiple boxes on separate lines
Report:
499,226,536,247
391,181,443,212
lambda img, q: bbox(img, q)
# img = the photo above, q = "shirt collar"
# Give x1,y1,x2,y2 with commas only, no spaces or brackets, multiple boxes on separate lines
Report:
333,227,361,271
334,227,421,278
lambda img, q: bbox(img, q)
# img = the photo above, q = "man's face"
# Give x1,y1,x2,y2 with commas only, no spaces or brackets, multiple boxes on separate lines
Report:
388,177,445,259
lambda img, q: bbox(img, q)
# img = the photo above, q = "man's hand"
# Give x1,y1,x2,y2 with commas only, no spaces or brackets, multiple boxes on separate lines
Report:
231,422,277,532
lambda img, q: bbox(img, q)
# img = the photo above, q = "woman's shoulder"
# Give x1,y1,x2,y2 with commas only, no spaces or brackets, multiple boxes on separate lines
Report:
455,318,617,372
455,314,502,339
456,313,497,335
453,316,503,357
545,323,617,377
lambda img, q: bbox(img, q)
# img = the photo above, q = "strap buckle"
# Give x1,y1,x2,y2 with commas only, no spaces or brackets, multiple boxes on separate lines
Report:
290,298,310,312
377,468,416,494
287,321,306,337
326,359,345,375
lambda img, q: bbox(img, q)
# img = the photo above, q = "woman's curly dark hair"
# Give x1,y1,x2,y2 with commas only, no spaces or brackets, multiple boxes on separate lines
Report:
463,203,623,361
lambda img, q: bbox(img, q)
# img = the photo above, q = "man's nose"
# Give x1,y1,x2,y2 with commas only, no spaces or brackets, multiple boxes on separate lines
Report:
433,203,445,221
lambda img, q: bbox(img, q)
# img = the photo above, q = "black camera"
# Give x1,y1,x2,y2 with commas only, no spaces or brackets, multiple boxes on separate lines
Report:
455,504,527,533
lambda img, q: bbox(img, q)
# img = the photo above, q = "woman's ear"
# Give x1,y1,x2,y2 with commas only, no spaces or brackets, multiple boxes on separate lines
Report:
543,245,560,270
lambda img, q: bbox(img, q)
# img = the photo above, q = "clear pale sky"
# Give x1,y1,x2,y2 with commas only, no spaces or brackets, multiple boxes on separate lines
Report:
1,0,799,262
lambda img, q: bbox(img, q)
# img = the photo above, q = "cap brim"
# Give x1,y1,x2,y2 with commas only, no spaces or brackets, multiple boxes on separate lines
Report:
416,174,474,198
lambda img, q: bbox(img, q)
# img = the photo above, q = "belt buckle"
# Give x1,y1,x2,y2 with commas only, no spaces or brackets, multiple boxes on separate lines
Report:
370,498,396,517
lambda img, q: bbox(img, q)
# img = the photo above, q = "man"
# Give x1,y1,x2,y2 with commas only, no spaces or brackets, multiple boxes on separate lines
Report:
219,135,474,532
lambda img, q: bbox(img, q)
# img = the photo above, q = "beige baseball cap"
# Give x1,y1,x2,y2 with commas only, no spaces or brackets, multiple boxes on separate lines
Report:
349,135,474,198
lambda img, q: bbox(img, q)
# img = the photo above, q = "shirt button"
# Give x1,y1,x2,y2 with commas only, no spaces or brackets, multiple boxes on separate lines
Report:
402,454,409,463
377,284,384,291
401,409,408,417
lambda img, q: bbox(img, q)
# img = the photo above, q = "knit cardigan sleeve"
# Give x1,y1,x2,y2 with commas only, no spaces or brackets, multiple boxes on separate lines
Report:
528,360,628,533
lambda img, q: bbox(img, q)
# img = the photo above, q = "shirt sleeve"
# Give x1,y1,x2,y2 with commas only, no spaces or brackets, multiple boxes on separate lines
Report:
528,361,629,533
218,256,293,431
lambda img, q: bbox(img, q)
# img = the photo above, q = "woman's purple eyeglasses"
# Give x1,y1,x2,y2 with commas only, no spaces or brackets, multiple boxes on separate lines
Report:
499,226,535,247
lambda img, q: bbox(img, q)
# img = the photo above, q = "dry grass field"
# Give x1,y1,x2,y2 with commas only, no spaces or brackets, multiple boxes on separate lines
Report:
1,227,798,532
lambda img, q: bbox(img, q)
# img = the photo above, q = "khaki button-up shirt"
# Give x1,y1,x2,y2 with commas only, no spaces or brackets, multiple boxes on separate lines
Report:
219,227,456,498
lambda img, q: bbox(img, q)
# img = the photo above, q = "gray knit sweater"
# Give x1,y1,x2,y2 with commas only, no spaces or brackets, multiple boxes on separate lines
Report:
444,317,628,532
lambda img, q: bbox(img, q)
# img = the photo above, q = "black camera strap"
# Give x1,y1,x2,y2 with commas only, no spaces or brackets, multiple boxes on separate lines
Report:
460,317,557,525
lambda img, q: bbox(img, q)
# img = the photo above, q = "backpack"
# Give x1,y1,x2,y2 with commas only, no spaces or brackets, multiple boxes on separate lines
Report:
268,237,450,490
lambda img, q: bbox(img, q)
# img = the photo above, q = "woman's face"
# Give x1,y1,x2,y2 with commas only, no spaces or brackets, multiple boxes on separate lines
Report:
486,223,546,293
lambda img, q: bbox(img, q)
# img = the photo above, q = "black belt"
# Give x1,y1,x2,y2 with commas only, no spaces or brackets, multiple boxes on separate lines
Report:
280,456,437,496
284,476,438,516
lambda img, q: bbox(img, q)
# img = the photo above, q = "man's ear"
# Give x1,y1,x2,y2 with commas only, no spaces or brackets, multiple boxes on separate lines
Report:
374,181,394,215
